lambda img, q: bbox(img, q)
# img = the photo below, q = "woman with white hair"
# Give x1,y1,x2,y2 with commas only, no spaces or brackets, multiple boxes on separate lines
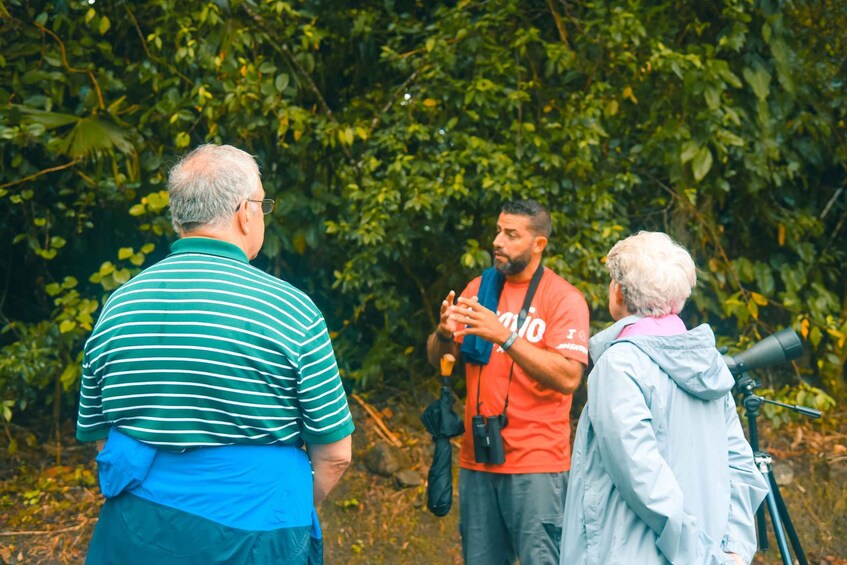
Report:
560,232,769,564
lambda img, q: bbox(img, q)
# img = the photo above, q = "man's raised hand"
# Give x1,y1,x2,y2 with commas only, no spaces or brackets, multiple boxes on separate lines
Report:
437,290,458,338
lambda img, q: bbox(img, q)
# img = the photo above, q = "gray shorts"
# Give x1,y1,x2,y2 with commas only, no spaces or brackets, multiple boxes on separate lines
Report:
459,468,568,565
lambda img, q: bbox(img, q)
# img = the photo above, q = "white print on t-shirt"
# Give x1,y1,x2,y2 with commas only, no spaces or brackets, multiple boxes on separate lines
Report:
496,307,587,355
555,342,589,355
497,307,546,344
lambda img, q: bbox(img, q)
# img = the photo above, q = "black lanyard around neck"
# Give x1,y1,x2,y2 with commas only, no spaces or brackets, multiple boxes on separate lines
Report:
475,263,545,417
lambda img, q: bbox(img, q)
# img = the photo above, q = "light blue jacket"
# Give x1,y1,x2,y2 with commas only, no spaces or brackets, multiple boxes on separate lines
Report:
561,317,768,564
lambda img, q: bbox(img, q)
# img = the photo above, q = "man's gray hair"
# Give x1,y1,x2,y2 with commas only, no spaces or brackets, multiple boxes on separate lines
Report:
606,231,696,317
168,144,261,232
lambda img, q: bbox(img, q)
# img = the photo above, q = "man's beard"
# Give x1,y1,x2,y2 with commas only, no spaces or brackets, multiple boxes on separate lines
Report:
494,249,532,276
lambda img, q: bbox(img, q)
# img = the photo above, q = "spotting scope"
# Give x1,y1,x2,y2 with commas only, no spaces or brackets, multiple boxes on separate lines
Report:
723,328,804,377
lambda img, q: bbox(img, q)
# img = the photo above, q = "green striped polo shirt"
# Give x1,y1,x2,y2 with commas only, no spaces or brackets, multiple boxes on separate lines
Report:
76,237,354,450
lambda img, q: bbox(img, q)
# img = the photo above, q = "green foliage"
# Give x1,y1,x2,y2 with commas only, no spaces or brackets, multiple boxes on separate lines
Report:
0,0,844,423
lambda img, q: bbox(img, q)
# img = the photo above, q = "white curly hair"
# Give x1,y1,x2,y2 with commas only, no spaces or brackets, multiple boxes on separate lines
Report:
606,231,697,317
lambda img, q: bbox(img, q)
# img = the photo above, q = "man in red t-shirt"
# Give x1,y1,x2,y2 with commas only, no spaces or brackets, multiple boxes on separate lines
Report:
427,199,589,564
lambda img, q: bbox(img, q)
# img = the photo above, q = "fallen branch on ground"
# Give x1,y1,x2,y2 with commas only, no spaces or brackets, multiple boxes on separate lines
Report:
351,394,403,448
0,519,91,536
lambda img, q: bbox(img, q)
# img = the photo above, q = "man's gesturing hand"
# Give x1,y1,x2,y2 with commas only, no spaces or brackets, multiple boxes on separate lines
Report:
436,290,459,338
450,296,512,345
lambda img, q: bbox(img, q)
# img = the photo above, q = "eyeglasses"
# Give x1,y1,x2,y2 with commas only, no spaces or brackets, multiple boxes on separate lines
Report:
236,198,275,215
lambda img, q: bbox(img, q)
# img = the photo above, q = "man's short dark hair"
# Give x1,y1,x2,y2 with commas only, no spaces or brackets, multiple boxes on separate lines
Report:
501,199,552,237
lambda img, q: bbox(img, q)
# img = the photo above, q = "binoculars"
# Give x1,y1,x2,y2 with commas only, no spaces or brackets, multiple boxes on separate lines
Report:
472,413,507,465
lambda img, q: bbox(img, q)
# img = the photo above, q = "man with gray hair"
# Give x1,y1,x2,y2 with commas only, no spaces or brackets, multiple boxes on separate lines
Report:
76,144,354,564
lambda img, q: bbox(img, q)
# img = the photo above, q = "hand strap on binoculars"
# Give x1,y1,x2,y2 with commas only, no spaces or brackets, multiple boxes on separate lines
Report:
475,264,545,420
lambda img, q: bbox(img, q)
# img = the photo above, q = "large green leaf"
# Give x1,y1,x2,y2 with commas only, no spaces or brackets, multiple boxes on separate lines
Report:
9,104,79,129
55,115,134,157
743,66,772,101
692,146,714,181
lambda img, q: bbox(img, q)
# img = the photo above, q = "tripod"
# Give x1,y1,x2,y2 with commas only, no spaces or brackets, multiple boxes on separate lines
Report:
735,374,822,565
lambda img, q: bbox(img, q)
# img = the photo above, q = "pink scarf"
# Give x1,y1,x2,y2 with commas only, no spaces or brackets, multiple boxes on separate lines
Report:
617,314,687,338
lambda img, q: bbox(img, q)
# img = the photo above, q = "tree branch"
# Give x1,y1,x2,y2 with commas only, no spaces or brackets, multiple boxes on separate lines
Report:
546,0,569,45
369,67,424,133
124,5,194,86
351,393,402,448
642,171,745,293
820,186,843,220
240,3,353,162
0,159,81,190
34,22,104,110
0,519,91,536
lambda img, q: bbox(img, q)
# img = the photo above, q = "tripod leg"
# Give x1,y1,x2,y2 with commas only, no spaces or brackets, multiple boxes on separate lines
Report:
770,473,808,565
763,484,793,565
758,462,793,565
755,501,769,551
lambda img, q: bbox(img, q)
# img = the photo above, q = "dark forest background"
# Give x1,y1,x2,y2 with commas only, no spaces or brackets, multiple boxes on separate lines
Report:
1,0,845,441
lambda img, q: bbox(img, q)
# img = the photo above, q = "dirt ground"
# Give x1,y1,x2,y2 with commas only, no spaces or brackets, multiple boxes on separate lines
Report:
1,390,845,565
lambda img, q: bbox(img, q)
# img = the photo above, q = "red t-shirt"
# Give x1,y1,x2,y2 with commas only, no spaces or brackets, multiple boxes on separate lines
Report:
457,268,589,473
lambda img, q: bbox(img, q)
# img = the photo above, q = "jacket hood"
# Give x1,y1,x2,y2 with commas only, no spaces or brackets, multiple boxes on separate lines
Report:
589,316,734,400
